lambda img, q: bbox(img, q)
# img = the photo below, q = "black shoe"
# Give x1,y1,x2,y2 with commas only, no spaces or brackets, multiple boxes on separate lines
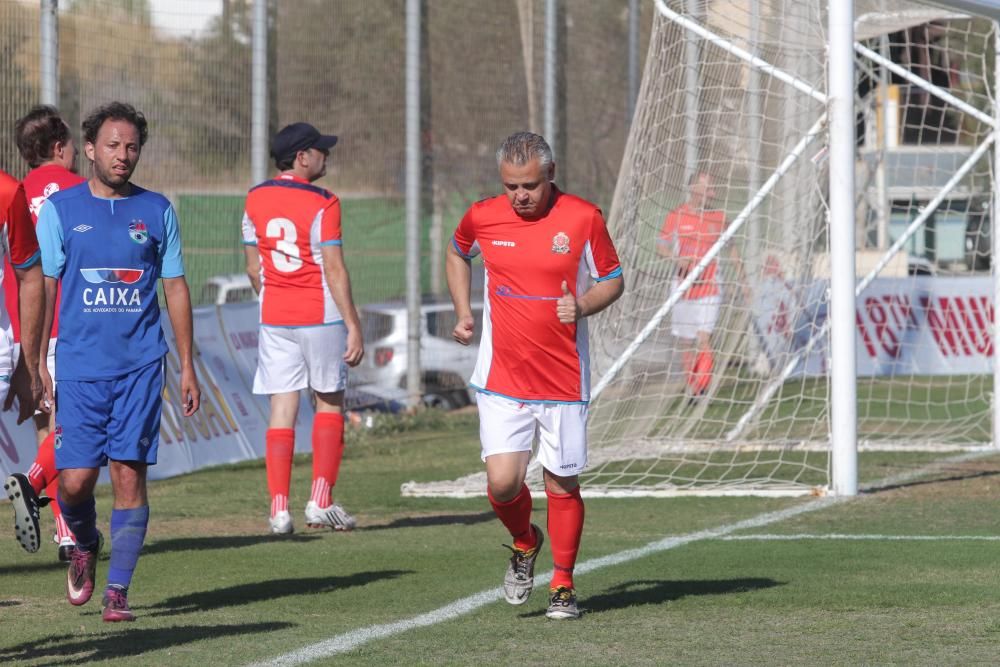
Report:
4,473,41,553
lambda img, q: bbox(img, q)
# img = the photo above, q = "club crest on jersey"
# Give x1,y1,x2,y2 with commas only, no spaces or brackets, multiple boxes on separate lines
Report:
129,220,149,244
552,231,570,254
53,425,63,450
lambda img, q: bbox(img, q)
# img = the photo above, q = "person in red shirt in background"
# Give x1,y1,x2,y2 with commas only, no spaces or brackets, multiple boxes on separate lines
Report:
4,105,86,561
657,172,739,398
0,168,48,556
242,122,364,535
447,131,624,620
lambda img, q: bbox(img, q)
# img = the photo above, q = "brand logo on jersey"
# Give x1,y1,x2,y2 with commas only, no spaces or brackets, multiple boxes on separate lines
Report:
552,232,570,254
128,220,149,244
492,240,516,248
79,268,144,312
72,224,93,233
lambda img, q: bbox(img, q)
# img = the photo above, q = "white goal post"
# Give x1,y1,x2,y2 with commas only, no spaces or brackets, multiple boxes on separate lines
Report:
402,0,1000,499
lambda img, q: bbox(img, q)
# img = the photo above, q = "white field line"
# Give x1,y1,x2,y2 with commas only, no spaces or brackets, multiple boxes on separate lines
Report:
720,534,1000,541
249,450,993,666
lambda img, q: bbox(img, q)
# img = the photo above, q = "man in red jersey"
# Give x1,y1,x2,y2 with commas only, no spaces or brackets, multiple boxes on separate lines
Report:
657,172,740,397
447,131,624,620
242,122,364,535
4,106,86,561
0,168,47,553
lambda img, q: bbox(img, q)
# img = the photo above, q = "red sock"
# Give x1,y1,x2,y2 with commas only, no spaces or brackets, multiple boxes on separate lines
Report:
266,428,295,517
547,486,585,590
488,484,536,551
690,349,714,395
45,476,75,541
311,412,344,508
27,432,58,494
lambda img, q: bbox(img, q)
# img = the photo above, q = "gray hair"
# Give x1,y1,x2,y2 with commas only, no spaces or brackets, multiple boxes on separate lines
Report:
496,131,553,170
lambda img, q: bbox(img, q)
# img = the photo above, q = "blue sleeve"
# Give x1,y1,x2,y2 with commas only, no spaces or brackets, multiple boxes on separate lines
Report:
36,201,65,278
159,204,185,278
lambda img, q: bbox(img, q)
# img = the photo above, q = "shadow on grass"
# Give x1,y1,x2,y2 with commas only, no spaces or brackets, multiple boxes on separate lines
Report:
864,468,1000,495
147,570,413,617
0,559,69,577
361,511,495,532
0,621,294,664
143,533,322,556
519,578,783,618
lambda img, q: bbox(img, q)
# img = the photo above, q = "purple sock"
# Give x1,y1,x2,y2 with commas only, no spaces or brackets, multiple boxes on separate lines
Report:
57,495,100,551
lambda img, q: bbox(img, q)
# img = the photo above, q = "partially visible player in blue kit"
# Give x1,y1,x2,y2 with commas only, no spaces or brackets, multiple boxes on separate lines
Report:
35,102,201,622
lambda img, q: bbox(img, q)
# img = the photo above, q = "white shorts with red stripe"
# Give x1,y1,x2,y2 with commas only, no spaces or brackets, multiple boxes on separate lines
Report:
475,391,588,476
253,324,348,395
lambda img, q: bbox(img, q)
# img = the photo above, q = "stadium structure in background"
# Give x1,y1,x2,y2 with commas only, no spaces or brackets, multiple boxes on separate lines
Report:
403,0,1000,499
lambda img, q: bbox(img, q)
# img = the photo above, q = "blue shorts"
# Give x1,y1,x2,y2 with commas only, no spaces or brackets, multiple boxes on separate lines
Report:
54,359,164,469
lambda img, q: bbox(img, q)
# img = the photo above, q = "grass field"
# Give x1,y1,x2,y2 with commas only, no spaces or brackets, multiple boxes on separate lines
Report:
2,412,1000,665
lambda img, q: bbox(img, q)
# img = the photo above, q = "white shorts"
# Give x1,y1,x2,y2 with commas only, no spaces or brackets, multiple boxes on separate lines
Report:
253,324,349,395
475,391,588,476
671,292,721,340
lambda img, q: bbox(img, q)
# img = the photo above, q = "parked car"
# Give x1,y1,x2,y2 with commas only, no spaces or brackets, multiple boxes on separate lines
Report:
200,273,257,306
351,298,483,410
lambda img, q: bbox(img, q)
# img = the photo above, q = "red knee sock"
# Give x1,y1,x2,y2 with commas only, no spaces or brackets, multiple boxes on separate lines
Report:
266,428,295,517
310,412,344,509
45,477,74,541
27,432,58,494
547,486,585,590
488,483,537,551
689,349,714,395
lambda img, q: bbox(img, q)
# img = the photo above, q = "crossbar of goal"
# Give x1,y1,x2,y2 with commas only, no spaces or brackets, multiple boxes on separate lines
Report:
591,113,827,401
725,131,998,442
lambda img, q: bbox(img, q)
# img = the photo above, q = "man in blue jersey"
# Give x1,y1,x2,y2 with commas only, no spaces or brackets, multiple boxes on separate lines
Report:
36,101,201,622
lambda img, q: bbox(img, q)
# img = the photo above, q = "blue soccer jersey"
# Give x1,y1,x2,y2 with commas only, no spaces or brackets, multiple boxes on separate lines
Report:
36,184,185,381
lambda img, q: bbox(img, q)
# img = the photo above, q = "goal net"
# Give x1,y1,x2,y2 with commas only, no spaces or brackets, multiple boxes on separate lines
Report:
401,0,998,498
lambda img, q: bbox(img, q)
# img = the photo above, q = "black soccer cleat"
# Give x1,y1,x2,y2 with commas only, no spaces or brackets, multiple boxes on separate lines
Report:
5,473,42,553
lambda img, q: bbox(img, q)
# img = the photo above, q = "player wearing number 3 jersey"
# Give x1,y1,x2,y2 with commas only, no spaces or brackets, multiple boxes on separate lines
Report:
242,122,364,536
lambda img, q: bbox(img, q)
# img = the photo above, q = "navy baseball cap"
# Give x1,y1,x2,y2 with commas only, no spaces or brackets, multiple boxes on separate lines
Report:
270,122,338,162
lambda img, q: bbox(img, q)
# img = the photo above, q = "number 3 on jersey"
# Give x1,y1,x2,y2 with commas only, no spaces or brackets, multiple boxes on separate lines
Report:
266,217,303,272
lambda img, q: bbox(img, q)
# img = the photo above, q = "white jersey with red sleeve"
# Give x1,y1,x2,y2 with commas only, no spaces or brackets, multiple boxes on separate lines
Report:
241,173,343,327
452,187,622,403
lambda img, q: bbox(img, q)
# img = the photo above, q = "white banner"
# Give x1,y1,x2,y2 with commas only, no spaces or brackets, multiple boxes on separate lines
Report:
754,276,994,377
0,303,316,481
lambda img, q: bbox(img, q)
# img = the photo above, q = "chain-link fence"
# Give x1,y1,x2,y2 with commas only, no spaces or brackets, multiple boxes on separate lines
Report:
0,0,652,307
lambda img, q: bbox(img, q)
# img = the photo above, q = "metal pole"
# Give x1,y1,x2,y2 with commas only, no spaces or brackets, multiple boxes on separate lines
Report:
544,0,557,151
250,0,268,185
875,16,890,250
993,23,1000,451
39,0,58,106
828,0,857,496
626,0,640,129
405,0,422,407
683,0,700,183
747,0,762,279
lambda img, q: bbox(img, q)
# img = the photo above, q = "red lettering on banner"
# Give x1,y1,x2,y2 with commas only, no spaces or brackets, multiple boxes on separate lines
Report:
0,418,19,464
856,309,878,357
958,296,993,356
865,296,901,358
923,296,974,357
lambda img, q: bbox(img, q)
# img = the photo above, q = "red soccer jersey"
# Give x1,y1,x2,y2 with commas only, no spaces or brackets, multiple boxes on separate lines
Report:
0,171,42,344
5,165,86,340
242,173,344,326
452,188,622,403
658,203,726,300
